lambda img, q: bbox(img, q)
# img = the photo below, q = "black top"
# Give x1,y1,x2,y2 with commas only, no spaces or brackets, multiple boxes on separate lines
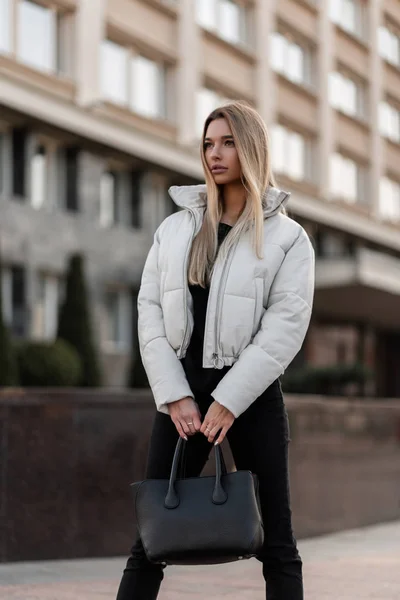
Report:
181,223,232,395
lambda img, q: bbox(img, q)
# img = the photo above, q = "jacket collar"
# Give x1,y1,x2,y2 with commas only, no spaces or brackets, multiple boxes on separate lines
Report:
168,184,290,218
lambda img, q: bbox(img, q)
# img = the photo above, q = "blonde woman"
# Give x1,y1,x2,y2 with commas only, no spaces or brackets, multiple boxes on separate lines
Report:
116,101,315,600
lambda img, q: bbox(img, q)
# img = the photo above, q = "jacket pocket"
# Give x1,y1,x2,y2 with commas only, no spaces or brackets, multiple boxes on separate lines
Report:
252,278,265,337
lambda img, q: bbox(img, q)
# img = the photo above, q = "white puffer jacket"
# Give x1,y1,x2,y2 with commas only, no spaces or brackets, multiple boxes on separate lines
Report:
138,184,315,418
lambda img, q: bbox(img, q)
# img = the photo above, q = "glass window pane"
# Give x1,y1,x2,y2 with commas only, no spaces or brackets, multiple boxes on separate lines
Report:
344,158,357,202
330,153,342,197
18,0,55,72
196,88,220,137
100,40,128,105
0,0,11,53
100,171,116,227
329,72,341,109
271,125,286,174
31,145,47,209
344,78,357,115
329,0,341,25
378,27,390,60
342,0,356,33
287,43,304,83
196,0,216,30
289,132,305,180
131,56,163,118
219,0,241,44
270,32,286,73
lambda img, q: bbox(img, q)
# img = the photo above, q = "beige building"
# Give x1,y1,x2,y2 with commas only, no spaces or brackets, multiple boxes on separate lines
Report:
0,0,400,395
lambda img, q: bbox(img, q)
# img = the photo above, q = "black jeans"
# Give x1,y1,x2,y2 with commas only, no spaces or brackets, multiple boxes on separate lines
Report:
116,381,303,600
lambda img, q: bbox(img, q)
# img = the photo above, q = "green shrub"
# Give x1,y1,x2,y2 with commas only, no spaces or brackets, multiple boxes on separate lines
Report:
17,339,82,387
282,363,372,396
57,253,102,387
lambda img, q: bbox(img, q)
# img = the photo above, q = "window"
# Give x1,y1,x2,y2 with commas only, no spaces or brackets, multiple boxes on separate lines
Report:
100,171,117,228
17,0,73,75
270,32,310,86
329,72,364,118
100,40,167,119
379,102,400,143
131,171,143,228
379,26,400,67
271,124,307,181
330,153,361,203
0,0,11,53
33,274,60,340
131,56,165,119
99,168,136,228
196,88,227,137
30,144,47,209
64,146,79,212
379,177,400,222
1,266,27,337
196,0,248,46
330,0,364,37
12,127,27,198
100,40,129,106
104,289,132,352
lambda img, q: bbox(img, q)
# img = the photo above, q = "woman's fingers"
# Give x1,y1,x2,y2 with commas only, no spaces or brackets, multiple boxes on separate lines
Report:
214,426,229,445
173,419,188,441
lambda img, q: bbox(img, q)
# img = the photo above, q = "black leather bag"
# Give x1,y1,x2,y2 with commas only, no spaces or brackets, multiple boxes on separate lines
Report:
131,437,264,566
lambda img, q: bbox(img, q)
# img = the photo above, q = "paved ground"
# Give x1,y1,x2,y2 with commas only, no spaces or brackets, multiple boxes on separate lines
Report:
0,520,399,599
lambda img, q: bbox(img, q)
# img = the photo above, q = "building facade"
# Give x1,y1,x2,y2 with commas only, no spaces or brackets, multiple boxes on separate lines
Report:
0,0,399,394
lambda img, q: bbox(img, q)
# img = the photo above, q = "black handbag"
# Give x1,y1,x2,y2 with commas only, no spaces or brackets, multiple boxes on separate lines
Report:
131,437,264,566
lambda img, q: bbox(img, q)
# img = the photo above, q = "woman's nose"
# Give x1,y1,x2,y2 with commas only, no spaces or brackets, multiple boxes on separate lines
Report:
210,144,221,159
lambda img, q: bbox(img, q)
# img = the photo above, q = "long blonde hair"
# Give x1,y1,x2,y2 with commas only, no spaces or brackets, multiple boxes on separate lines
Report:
188,101,277,287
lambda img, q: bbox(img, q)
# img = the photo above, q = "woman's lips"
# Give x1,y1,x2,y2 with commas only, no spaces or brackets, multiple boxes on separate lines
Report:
211,166,228,174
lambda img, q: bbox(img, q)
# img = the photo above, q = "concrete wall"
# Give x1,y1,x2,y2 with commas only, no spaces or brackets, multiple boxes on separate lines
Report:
0,389,399,562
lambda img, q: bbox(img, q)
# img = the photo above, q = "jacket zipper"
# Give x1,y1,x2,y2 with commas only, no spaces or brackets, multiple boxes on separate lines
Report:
178,210,196,358
207,239,239,369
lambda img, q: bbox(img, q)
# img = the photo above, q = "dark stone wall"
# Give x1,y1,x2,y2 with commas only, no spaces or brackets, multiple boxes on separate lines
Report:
0,389,399,562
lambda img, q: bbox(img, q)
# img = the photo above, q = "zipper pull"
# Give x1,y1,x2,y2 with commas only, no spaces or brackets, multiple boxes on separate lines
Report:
213,354,223,369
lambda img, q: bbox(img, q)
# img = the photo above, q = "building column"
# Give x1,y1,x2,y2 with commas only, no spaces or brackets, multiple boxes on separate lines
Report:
255,0,278,128
318,1,335,198
369,0,384,218
176,0,200,146
75,0,107,107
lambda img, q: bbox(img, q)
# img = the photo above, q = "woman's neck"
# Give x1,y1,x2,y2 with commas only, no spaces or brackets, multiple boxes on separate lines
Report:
220,181,246,226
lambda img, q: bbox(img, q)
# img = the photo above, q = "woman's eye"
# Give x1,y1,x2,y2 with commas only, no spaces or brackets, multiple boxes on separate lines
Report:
203,142,212,150
225,140,234,147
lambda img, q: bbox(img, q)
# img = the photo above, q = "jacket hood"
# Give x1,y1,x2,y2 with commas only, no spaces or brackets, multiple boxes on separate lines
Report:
168,184,290,218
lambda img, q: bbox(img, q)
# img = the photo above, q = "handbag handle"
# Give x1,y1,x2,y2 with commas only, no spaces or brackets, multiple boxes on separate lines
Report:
164,437,228,509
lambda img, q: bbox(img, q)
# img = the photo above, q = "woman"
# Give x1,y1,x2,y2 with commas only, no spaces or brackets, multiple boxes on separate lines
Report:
116,101,315,600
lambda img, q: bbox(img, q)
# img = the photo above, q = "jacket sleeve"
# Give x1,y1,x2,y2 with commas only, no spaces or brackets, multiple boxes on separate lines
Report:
137,226,194,413
211,227,315,418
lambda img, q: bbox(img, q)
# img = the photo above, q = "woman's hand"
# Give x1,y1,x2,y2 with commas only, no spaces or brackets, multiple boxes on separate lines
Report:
168,397,202,440
200,401,235,445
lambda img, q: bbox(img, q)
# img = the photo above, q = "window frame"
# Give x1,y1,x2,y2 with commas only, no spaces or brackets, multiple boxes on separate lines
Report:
271,123,312,183
329,69,366,120
330,0,366,41
102,287,133,353
379,176,400,223
2,0,75,77
270,29,315,89
195,0,250,49
100,37,170,121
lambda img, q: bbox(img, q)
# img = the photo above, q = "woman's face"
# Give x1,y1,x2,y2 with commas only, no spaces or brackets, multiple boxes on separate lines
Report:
204,118,242,185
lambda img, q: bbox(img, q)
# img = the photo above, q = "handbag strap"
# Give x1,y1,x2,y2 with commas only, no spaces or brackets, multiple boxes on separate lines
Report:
164,438,228,509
